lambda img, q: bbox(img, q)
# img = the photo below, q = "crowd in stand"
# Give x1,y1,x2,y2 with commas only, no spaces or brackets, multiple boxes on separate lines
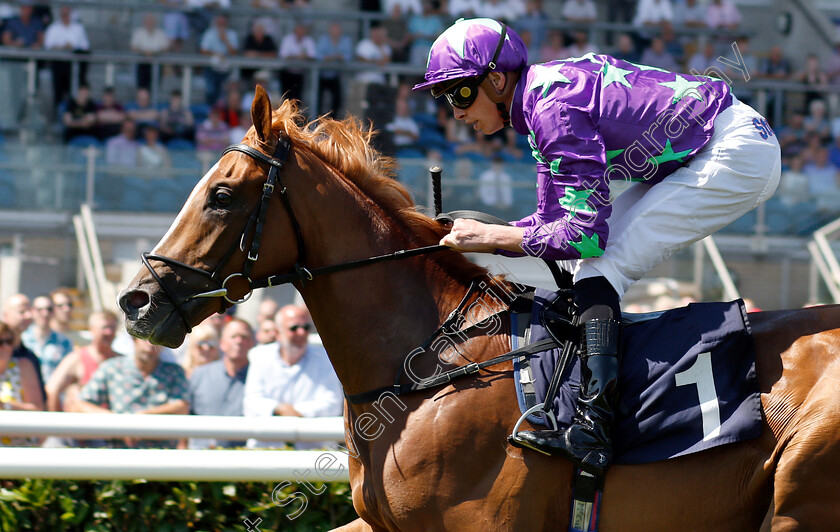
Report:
1,1,840,221
0,290,341,450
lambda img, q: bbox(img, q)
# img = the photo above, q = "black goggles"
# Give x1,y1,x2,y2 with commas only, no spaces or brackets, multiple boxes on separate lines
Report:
433,24,508,110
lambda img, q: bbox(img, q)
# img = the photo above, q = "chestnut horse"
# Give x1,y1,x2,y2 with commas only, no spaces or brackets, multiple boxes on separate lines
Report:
119,86,840,530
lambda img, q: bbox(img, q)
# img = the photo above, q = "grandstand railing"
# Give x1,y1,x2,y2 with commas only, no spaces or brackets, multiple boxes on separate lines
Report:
808,216,840,303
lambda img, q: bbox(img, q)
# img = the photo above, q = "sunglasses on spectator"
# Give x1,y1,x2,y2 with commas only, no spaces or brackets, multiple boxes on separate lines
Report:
196,340,219,348
288,324,312,333
34,306,53,313
54,302,72,309
0,338,15,346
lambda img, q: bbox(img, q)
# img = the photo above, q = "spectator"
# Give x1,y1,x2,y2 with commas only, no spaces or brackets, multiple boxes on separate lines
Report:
126,87,161,130
45,311,122,412
0,321,43,446
514,0,547,58
355,25,391,85
779,112,807,162
187,0,231,36
182,322,220,379
804,99,831,144
611,33,639,64
478,156,514,212
257,298,279,325
633,0,673,28
187,318,254,449
640,37,678,72
200,14,239,106
407,0,444,66
49,289,81,346
805,148,840,214
138,124,171,169
562,0,597,24
777,155,811,207
705,0,741,31
829,135,840,171
20,295,73,383
382,4,411,63
564,30,598,58
1,294,45,401
243,304,343,449
278,21,316,104
687,41,716,76
240,70,282,114
62,84,97,142
159,89,195,142
229,110,252,144
95,86,127,141
316,22,353,117
659,22,684,67
385,97,420,153
539,29,565,63
796,54,830,110
800,132,825,168
105,119,140,167
249,1,281,43
448,0,479,19
1,3,44,48
759,46,791,80
77,337,189,448
131,13,171,90
673,0,706,28
217,84,243,128
255,319,277,345
160,0,190,51
241,19,277,83
382,0,422,16
43,6,89,110
827,43,840,87
195,106,230,155
482,0,525,23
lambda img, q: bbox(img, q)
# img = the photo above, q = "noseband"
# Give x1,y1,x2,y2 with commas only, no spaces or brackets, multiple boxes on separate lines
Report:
140,134,447,333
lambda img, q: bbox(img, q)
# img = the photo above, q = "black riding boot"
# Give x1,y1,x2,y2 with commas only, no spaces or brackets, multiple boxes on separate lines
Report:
511,318,621,475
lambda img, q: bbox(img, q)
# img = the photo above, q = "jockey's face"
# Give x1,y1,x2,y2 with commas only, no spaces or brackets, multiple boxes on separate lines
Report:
451,84,505,135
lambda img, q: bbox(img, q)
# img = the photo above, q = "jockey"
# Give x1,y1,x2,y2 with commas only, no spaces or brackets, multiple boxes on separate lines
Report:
413,18,780,475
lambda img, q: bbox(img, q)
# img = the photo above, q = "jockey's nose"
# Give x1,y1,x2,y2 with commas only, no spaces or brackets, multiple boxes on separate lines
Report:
453,106,467,120
119,288,151,321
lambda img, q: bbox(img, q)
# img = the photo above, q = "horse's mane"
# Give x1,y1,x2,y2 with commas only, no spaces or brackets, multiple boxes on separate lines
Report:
268,100,490,285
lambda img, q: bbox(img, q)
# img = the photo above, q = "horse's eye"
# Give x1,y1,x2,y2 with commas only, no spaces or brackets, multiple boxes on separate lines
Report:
214,189,233,208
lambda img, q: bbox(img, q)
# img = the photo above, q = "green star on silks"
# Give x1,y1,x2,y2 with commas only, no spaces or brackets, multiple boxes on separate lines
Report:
606,149,624,165
528,64,572,98
601,62,633,89
566,51,600,64
659,74,705,104
549,157,563,174
528,131,546,164
559,186,596,217
647,139,692,165
633,62,670,73
569,232,604,259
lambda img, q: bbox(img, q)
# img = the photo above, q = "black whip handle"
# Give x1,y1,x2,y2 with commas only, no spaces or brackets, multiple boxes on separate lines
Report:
430,165,443,216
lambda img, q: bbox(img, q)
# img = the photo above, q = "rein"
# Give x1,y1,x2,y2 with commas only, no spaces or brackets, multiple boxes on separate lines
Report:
141,135,449,332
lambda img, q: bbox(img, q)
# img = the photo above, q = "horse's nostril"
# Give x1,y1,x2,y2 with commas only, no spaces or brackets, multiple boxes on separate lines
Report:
121,290,150,314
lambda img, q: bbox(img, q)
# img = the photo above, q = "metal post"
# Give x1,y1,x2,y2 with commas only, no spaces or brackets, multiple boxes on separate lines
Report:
84,146,97,207
701,236,739,301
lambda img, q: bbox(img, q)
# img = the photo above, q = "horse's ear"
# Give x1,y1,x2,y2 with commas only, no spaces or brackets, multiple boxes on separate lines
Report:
251,85,273,143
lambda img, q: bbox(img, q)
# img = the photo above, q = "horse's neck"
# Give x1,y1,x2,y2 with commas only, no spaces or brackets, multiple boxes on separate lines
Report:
301,255,465,396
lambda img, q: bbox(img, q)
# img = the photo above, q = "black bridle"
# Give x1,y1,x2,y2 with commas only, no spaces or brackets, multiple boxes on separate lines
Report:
140,135,448,332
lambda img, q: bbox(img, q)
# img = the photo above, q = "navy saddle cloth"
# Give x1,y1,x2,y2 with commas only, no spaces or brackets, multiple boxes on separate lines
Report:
512,288,763,465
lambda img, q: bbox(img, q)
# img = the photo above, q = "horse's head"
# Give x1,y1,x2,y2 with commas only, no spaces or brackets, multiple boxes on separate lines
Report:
119,86,306,347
